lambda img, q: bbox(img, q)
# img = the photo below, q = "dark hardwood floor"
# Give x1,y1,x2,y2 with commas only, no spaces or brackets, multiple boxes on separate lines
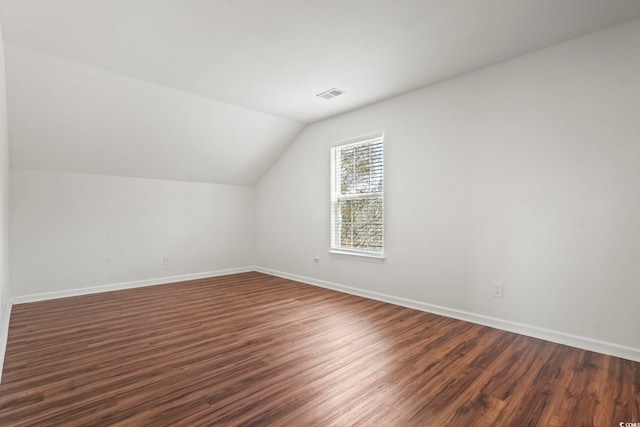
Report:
0,272,638,426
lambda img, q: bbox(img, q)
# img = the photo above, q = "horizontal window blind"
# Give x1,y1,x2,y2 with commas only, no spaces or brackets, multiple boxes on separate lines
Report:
331,135,384,254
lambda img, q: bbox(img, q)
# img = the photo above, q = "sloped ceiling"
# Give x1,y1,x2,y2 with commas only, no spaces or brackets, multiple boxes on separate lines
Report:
4,43,304,185
1,0,640,184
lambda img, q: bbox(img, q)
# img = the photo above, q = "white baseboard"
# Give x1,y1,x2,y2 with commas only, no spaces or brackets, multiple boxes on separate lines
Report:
9,266,255,305
255,267,640,363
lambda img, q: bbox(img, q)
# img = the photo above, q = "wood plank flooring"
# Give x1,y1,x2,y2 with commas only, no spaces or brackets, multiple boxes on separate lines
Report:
0,272,638,426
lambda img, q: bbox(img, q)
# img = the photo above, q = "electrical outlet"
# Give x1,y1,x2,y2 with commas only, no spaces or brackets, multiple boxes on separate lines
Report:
163,256,169,266
492,282,503,298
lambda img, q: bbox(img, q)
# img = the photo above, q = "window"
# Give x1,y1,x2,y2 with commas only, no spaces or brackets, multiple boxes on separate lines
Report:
331,133,384,257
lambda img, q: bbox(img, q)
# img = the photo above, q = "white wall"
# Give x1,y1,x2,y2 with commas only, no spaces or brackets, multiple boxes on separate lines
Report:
256,19,640,352
0,22,10,377
10,169,254,297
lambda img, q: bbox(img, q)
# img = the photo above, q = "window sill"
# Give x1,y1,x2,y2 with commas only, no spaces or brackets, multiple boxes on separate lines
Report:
329,250,385,263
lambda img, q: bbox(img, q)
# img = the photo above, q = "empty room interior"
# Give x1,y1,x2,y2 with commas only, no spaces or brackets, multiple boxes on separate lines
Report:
0,0,639,425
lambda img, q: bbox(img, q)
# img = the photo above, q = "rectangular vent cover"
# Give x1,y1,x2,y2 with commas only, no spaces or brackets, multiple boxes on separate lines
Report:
317,88,346,99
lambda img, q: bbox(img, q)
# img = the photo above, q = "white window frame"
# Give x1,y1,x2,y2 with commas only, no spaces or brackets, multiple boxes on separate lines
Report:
330,132,384,260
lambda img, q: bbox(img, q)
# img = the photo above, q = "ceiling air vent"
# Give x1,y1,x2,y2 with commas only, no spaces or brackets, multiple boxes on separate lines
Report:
317,88,346,100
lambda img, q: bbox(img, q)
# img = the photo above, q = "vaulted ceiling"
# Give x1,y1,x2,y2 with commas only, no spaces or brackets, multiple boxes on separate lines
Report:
1,0,640,184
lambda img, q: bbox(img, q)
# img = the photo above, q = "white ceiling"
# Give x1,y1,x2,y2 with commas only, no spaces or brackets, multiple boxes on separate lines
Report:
4,43,304,185
1,1,640,186
2,0,640,124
